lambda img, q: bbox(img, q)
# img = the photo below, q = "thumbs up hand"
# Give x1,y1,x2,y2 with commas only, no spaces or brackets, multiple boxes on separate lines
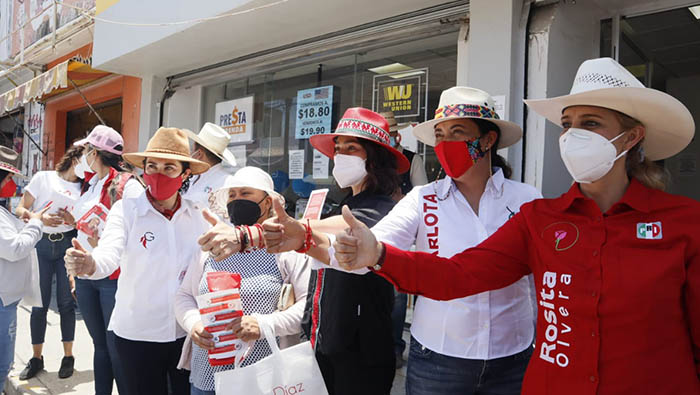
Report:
262,199,306,254
64,238,96,276
334,206,383,270
198,209,242,261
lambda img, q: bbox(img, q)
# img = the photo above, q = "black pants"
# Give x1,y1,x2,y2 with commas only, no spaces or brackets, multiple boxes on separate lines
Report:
114,335,190,395
316,350,395,395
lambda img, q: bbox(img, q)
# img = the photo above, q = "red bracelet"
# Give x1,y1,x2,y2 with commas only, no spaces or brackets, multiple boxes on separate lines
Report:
295,219,316,254
245,226,254,251
254,224,265,249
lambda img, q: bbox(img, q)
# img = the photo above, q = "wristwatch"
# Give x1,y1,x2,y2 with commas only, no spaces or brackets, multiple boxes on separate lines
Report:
371,243,387,271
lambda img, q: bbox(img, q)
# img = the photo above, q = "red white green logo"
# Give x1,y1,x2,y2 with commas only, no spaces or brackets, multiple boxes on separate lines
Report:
637,222,662,240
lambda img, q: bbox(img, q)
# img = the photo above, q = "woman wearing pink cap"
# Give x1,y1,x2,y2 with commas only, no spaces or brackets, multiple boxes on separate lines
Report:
60,125,142,395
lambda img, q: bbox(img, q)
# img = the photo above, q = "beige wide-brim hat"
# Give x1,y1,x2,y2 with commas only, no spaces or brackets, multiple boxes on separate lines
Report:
378,111,399,133
525,57,695,161
186,122,237,167
123,127,210,175
412,87,523,148
0,146,24,178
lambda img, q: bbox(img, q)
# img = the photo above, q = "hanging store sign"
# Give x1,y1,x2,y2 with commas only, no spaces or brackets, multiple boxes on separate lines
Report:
374,75,422,118
295,85,333,139
215,96,254,144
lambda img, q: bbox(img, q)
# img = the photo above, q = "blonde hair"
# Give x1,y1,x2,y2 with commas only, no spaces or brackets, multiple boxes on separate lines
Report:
615,111,670,190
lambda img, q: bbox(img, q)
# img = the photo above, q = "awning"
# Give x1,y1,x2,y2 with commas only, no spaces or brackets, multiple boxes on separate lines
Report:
0,60,111,113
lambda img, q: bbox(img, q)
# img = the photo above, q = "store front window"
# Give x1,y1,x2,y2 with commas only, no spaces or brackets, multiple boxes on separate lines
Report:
600,5,700,201
201,32,458,216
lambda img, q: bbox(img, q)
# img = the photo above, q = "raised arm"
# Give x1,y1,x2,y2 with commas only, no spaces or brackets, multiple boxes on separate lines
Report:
334,206,532,301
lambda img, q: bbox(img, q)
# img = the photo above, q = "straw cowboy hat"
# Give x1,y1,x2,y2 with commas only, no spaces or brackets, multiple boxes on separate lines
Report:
310,107,411,174
525,57,695,161
0,146,24,177
412,87,523,148
186,122,237,167
378,111,399,133
123,127,210,175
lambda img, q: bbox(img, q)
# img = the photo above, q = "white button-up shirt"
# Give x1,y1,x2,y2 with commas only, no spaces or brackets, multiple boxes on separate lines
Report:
89,190,209,342
372,169,541,359
182,163,232,210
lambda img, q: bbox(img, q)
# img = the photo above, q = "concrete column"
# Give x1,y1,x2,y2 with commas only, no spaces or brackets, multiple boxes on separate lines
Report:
138,75,167,150
524,2,605,197
463,0,530,181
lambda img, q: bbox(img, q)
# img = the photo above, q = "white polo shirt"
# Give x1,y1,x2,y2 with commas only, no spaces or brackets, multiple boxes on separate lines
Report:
89,190,210,343
372,169,540,360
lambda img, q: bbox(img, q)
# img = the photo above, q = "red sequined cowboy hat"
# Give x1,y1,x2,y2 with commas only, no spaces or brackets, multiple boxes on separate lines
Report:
310,107,410,174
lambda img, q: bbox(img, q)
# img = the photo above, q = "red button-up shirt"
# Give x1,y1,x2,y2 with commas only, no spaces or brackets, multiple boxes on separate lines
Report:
378,179,700,394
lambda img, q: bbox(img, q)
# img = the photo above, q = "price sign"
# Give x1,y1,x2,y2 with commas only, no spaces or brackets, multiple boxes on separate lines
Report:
295,86,333,139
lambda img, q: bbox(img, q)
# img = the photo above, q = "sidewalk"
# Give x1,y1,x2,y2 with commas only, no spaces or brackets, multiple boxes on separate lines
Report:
4,303,116,395
4,302,409,394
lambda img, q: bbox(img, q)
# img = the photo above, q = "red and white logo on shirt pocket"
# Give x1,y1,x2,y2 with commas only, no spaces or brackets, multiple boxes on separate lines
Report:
636,222,662,240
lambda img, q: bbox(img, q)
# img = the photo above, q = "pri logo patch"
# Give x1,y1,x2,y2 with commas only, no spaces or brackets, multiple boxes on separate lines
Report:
140,232,155,248
637,222,662,240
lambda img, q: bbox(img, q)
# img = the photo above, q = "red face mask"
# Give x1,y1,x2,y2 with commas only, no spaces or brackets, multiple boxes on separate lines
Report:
143,172,183,201
434,138,488,179
0,177,16,198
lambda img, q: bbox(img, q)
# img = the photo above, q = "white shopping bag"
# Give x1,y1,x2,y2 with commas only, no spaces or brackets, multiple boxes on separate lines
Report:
214,321,328,395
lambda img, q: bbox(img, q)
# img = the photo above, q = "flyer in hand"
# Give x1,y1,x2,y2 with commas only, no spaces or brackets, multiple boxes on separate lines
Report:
75,203,109,239
196,272,250,366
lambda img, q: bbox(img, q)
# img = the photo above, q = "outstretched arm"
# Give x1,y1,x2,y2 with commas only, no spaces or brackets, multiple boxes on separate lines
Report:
334,206,533,300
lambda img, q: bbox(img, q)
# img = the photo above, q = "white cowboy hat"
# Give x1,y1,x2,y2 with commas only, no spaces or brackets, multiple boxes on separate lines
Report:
186,122,237,167
525,57,695,161
412,87,523,148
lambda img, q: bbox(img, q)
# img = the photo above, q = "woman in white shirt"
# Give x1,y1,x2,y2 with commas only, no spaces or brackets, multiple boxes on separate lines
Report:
15,145,83,381
264,88,540,395
59,125,142,395
0,146,53,392
65,127,211,395
175,166,310,395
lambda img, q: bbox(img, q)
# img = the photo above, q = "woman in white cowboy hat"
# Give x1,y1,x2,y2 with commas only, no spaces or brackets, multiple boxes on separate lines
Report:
174,166,310,395
0,146,55,392
263,88,541,395
183,122,237,212
333,57,700,394
64,127,212,395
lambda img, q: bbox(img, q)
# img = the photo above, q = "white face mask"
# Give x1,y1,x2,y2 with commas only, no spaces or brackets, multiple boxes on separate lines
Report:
73,152,95,179
559,128,628,184
332,154,367,188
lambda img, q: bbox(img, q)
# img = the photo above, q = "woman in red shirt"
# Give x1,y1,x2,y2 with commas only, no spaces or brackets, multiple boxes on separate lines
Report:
333,58,700,395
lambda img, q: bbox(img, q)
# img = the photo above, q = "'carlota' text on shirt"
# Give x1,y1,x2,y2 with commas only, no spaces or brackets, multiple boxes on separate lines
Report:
423,194,439,251
539,271,573,368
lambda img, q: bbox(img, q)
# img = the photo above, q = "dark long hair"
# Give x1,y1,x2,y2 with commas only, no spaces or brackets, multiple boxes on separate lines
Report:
472,119,513,179
88,143,127,172
55,145,84,173
356,139,401,197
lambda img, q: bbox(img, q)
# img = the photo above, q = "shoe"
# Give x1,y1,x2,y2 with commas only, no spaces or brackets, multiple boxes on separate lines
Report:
19,356,44,380
58,356,75,379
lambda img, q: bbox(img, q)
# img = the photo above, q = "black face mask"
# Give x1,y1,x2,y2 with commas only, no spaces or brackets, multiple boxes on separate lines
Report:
227,197,266,226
